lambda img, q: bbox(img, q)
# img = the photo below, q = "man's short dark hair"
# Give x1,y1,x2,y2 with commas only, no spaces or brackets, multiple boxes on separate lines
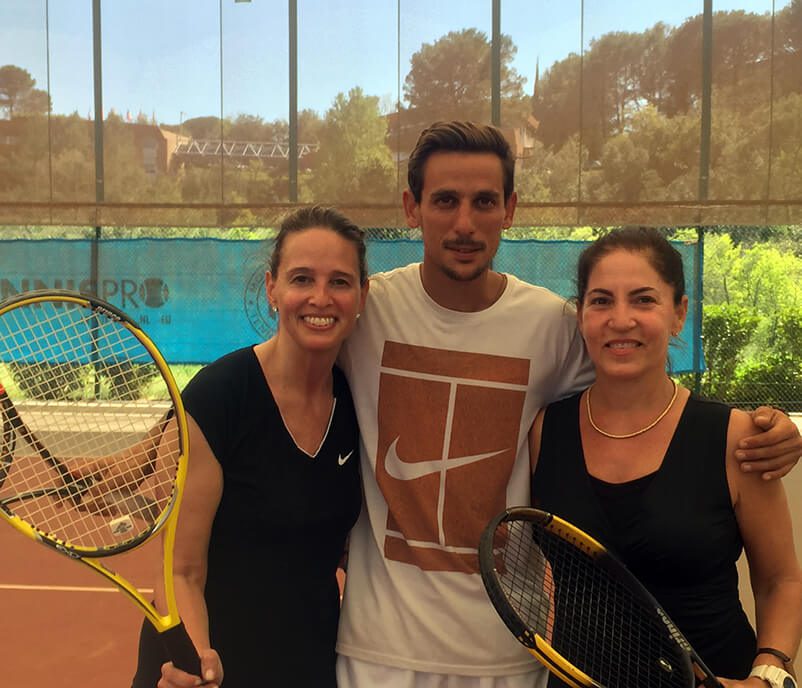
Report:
407,121,515,203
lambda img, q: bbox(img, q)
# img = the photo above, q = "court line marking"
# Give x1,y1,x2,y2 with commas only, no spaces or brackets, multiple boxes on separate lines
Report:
0,583,153,593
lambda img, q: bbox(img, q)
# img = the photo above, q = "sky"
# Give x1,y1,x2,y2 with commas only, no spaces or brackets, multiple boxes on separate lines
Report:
0,0,785,128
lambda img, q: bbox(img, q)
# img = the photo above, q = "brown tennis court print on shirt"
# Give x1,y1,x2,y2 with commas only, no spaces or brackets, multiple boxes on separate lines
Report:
377,341,529,574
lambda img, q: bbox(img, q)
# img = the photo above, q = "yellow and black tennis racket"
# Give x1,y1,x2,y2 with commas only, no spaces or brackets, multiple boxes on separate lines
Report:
479,507,722,688
0,289,200,676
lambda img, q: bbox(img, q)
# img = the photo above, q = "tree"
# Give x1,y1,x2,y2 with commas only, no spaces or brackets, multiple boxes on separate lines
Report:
514,140,553,203
739,243,802,314
583,105,699,202
701,233,744,305
581,29,663,158
16,88,50,116
308,87,394,204
534,26,670,159
694,303,760,399
663,11,773,117
0,65,49,118
228,114,290,142
711,11,771,109
402,29,527,131
180,116,223,139
776,0,802,97
532,53,582,152
226,159,283,207
767,93,802,201
298,108,324,144
587,134,650,201
0,115,51,200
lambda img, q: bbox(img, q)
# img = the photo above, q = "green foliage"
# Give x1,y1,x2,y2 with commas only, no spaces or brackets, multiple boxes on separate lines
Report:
527,3,802,210
702,233,802,312
309,87,395,204
503,225,597,240
178,116,223,140
740,244,802,313
729,352,802,412
0,65,50,117
581,28,670,159
696,303,760,400
100,362,159,400
8,362,164,401
694,237,802,408
227,114,281,142
769,93,802,201
8,362,86,400
3,1,801,223
772,308,802,352
531,53,582,153
702,233,742,304
404,28,526,126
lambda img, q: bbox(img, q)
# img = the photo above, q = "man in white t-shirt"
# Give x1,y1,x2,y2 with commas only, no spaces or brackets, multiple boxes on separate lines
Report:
332,121,802,688
161,121,801,688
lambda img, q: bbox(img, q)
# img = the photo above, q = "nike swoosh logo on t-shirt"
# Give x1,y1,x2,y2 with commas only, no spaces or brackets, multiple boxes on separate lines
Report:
383,437,507,481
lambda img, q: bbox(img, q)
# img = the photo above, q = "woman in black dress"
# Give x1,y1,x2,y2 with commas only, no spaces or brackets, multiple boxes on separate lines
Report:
531,227,802,687
137,206,368,687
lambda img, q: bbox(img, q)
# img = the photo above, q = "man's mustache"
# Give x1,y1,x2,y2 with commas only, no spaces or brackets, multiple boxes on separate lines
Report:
443,238,486,251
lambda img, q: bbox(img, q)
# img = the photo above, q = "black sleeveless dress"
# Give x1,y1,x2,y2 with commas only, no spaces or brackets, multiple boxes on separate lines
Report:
532,392,755,682
131,348,362,687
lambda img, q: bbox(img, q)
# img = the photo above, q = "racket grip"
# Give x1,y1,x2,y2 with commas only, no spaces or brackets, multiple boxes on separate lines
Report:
161,621,203,678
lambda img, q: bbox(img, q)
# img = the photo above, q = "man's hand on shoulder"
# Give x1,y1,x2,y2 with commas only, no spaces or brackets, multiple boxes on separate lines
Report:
736,406,801,480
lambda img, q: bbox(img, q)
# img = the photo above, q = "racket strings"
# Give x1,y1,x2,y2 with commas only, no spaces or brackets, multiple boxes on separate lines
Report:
497,520,693,687
0,299,182,552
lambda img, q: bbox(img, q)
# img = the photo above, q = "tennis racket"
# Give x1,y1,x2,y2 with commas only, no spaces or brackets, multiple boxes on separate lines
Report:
479,507,722,688
0,289,201,676
0,404,14,485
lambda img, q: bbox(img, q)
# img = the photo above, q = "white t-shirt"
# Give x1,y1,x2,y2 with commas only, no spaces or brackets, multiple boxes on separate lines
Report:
337,264,593,676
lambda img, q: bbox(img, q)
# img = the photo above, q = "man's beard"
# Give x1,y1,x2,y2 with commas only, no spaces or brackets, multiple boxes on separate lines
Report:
439,238,493,282
440,261,491,282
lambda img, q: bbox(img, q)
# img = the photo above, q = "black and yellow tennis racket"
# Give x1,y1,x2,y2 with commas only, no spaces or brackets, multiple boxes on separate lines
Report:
0,289,200,676
0,401,14,484
479,507,722,688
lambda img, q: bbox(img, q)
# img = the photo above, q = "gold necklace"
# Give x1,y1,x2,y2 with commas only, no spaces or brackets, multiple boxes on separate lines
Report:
586,380,678,439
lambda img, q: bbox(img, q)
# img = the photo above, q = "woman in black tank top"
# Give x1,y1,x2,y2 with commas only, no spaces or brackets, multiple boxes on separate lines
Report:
530,228,802,686
134,207,369,688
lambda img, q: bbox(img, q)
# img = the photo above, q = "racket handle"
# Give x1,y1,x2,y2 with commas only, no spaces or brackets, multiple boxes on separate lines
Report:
161,621,203,677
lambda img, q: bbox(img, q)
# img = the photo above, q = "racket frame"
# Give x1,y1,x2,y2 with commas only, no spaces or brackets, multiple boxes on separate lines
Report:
1,402,15,479
479,506,721,688
0,290,193,642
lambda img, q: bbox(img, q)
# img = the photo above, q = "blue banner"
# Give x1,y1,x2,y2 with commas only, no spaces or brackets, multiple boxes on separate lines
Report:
0,238,702,372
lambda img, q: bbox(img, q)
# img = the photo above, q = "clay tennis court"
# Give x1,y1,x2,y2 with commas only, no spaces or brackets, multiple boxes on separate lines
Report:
2,522,159,686
3,418,801,687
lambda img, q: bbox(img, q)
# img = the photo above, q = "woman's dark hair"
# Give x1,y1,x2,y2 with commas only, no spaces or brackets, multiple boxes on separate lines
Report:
575,227,686,304
407,121,515,203
269,205,368,285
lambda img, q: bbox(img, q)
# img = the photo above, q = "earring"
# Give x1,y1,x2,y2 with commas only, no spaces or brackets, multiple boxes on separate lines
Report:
356,313,361,319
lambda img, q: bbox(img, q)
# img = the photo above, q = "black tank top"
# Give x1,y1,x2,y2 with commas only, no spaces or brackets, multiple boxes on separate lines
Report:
131,348,362,688
532,392,755,680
